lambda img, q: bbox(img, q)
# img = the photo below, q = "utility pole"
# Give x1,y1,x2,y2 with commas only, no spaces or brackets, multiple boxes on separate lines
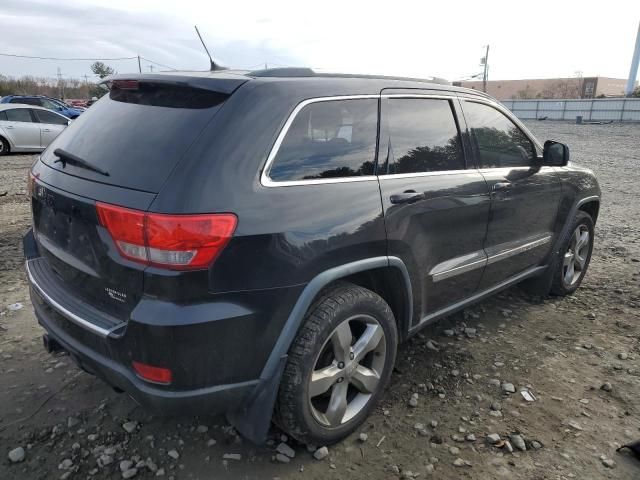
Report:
148,65,154,73
57,67,64,100
137,55,142,73
626,21,640,96
482,45,490,93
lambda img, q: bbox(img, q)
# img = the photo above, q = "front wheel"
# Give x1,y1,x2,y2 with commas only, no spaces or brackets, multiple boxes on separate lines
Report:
550,210,594,296
276,282,397,445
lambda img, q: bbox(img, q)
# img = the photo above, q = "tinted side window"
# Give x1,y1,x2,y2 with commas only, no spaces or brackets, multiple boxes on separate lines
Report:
463,101,535,168
34,109,68,125
269,99,378,181
382,98,464,174
5,109,33,122
12,98,39,106
0,111,7,121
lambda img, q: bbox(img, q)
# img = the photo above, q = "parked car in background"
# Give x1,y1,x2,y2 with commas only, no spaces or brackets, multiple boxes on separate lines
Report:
0,104,69,155
0,95,84,119
24,69,600,446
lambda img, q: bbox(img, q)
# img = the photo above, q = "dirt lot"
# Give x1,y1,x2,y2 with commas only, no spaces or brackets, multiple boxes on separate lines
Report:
1,121,639,480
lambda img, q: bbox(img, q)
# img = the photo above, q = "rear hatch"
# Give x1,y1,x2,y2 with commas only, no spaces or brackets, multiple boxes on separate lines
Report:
31,74,246,322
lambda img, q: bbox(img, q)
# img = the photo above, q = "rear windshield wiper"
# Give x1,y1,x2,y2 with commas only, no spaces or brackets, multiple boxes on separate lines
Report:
53,148,110,177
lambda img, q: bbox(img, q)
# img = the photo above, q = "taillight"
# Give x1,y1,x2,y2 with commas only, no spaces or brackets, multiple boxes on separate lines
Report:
96,202,237,270
27,171,37,197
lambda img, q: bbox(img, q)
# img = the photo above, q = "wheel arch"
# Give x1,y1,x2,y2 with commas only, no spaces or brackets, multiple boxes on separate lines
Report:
578,199,600,223
227,256,413,443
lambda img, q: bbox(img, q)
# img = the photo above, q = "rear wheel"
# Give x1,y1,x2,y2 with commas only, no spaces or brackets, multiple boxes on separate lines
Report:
550,211,594,295
276,282,397,445
0,137,9,156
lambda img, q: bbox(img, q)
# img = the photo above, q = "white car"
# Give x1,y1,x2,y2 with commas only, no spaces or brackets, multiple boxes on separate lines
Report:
0,104,70,156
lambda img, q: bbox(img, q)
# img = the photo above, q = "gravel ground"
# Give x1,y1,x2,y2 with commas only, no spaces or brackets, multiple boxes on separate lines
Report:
0,121,639,479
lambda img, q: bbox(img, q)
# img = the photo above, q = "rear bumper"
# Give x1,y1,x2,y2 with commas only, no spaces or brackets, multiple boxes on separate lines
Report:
24,229,301,416
34,299,258,413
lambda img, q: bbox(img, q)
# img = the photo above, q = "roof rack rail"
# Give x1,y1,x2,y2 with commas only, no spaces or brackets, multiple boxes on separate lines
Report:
249,67,315,77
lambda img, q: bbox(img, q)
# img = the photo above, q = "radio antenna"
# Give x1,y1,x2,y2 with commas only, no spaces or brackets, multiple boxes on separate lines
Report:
194,25,226,71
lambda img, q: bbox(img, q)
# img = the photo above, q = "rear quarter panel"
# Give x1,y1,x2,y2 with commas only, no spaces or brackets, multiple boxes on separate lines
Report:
151,79,388,293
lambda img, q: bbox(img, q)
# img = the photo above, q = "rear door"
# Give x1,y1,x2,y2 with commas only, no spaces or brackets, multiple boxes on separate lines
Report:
30,79,237,321
1,108,41,149
460,99,561,288
32,108,68,147
377,92,491,326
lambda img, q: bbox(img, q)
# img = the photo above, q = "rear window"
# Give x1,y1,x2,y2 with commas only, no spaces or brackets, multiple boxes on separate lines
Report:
39,82,229,193
381,98,464,174
268,98,378,182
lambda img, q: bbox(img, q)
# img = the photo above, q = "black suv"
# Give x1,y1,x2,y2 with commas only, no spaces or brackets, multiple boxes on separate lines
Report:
24,68,600,445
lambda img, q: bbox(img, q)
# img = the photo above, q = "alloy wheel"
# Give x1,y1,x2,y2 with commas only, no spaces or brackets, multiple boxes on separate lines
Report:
562,224,590,287
308,314,386,427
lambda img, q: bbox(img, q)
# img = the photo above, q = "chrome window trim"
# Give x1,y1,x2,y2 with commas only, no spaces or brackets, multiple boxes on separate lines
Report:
381,93,456,100
260,95,380,188
25,259,122,338
379,169,477,180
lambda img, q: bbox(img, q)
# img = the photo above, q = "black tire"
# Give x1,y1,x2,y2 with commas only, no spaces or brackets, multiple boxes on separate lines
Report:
550,210,594,296
0,136,9,156
276,282,397,445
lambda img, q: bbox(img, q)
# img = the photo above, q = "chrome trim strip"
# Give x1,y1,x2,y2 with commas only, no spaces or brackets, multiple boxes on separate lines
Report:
432,258,487,282
486,235,552,265
25,260,116,338
429,235,552,283
430,250,487,283
414,265,546,330
260,95,380,188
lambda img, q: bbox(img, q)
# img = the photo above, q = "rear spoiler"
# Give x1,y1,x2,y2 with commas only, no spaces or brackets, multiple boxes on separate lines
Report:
100,72,249,95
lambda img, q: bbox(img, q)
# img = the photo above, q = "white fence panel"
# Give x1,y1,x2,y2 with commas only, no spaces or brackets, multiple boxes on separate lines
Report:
503,98,640,122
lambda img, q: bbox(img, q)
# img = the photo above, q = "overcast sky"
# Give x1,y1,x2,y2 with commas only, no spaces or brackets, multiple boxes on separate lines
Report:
1,0,639,83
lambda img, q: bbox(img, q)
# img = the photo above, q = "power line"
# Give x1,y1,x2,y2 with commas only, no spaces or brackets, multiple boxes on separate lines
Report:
0,52,137,61
139,57,177,71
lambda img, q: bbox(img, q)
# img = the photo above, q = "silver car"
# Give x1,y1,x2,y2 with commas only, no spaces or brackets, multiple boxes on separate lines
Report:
0,104,70,156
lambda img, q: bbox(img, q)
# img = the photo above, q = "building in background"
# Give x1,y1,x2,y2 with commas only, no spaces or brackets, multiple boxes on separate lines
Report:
453,77,633,100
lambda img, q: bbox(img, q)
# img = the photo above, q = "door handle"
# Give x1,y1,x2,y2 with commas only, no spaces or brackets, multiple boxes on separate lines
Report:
390,191,424,204
492,182,512,192
42,128,52,132
5,125,15,129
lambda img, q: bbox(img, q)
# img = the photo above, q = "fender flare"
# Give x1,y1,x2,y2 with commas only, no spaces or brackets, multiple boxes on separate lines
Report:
551,195,600,257
227,256,412,443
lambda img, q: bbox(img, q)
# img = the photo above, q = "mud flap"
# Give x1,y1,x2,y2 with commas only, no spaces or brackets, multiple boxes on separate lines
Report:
226,355,287,444
23,228,39,259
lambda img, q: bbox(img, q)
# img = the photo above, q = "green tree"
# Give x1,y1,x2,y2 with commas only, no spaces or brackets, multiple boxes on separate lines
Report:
631,86,640,98
89,62,114,98
90,61,115,79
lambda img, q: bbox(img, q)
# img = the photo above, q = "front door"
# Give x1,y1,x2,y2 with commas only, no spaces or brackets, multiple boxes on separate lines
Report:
460,99,561,288
377,94,491,327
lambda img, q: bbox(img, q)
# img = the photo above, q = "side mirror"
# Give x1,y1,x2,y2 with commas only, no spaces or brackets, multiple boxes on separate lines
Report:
543,140,569,167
